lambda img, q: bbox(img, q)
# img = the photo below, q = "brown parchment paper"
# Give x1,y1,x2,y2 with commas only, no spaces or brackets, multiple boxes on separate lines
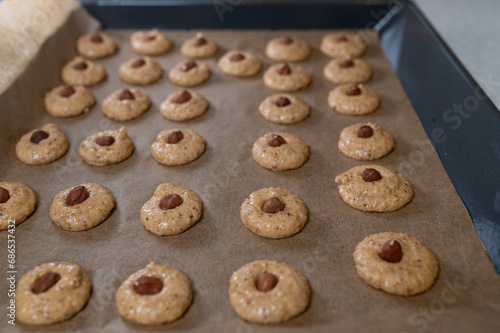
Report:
1,7,500,333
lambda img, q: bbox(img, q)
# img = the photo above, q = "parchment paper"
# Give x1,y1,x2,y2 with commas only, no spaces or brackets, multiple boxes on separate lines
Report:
1,7,499,333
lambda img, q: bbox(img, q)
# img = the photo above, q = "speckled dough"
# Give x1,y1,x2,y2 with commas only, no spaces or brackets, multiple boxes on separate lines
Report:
240,187,308,239
354,232,439,296
168,60,210,87
0,182,36,230
338,122,395,160
180,32,218,58
79,127,134,166
218,50,261,77
335,165,414,212
77,32,116,59
101,88,150,121
265,36,310,62
252,132,309,171
61,56,106,86
16,123,69,165
14,262,91,325
328,84,380,115
263,63,311,92
151,129,205,166
229,260,310,324
50,183,115,231
45,85,96,118
141,183,202,236
130,29,172,56
258,94,310,124
160,90,208,121
320,30,367,58
119,57,162,85
323,58,372,84
116,262,192,325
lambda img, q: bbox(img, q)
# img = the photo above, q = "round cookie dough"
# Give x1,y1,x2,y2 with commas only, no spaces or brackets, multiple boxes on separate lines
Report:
0,182,36,230
240,187,308,239
116,262,192,325
61,56,106,86
338,122,395,160
328,84,380,115
118,57,162,85
180,32,218,58
50,183,115,231
252,132,309,171
160,90,208,122
151,129,205,166
265,36,310,62
14,262,91,325
45,85,96,118
258,94,310,124
263,63,311,92
77,31,117,59
130,29,172,56
217,50,261,77
79,127,134,166
141,183,202,236
320,30,367,58
335,165,414,212
168,60,210,87
16,123,69,165
229,260,310,324
101,88,150,121
353,232,439,296
323,57,372,84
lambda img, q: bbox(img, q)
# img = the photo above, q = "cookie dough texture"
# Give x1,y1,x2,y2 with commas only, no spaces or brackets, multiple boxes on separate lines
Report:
252,132,309,171
218,50,261,77
240,187,307,239
45,85,96,118
116,262,192,325
168,60,210,87
354,232,439,296
324,58,372,84
0,182,36,230
79,127,134,166
265,36,310,62
130,29,172,56
101,88,150,121
338,122,395,160
50,183,115,231
335,165,414,212
15,262,91,325
16,123,69,165
119,57,162,85
61,56,106,86
328,84,380,115
141,183,202,236
229,260,310,324
263,63,311,92
160,90,208,121
320,30,367,58
77,32,116,59
151,129,205,166
259,94,309,124
180,32,218,58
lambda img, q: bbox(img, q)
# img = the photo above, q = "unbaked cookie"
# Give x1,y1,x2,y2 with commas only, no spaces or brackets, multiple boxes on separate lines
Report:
335,165,413,212
0,182,36,230
320,30,367,58
14,262,91,325
160,90,208,122
16,123,69,165
323,58,372,84
168,60,210,87
118,57,162,85
328,84,380,115
180,32,218,58
353,232,439,296
77,31,117,59
240,187,308,239
252,132,309,171
61,56,106,86
151,129,205,166
338,122,394,160
79,127,134,166
50,183,115,231
258,94,309,124
229,260,310,324
141,183,202,236
263,63,311,92
217,50,261,77
45,85,96,118
101,88,150,121
265,36,310,62
116,262,192,325
130,29,172,56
